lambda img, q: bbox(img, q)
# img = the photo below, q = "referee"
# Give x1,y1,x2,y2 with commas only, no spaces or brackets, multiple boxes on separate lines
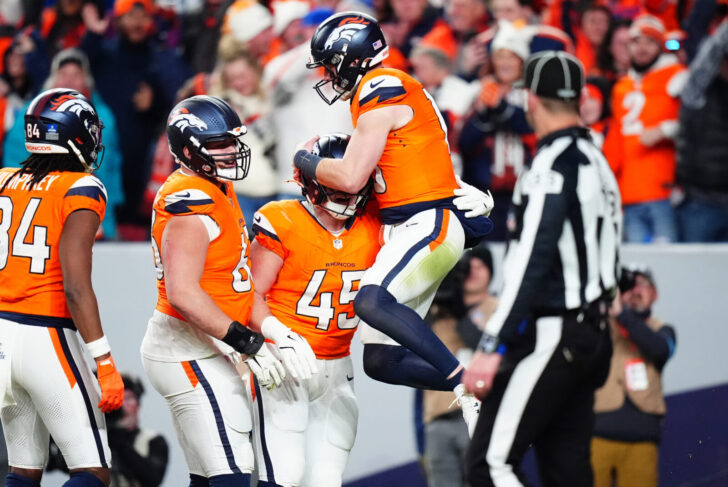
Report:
462,50,622,487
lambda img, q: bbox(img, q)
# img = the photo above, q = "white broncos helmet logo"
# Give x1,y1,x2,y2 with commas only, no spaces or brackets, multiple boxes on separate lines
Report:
324,21,369,50
169,111,208,132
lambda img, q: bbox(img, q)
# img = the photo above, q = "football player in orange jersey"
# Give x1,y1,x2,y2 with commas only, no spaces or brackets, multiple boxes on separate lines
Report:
248,134,378,487
0,89,123,487
294,11,495,435
140,96,317,487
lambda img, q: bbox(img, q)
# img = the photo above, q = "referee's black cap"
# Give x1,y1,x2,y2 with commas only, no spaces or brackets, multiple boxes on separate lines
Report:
520,50,584,101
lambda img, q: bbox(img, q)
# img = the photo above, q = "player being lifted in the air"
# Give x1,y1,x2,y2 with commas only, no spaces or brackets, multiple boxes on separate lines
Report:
294,11,495,434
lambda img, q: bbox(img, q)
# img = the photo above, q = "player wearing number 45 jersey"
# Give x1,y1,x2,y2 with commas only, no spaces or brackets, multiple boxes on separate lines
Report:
0,89,124,487
250,134,379,487
140,96,317,487
295,11,495,435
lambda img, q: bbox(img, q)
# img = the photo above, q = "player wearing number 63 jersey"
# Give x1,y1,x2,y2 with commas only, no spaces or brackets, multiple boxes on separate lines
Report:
249,134,379,487
0,89,123,487
140,96,317,487
296,11,495,435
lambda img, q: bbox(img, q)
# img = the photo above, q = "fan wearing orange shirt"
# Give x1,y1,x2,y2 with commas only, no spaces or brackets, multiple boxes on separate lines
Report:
295,11,495,436
248,134,379,487
0,89,123,487
140,95,317,487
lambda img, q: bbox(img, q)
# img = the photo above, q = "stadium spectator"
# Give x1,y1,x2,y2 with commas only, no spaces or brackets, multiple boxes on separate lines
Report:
80,0,191,239
575,1,612,76
262,8,352,198
592,264,676,487
419,0,490,78
0,42,33,161
181,0,235,73
603,15,687,243
107,375,169,487
409,45,480,175
595,17,632,81
580,76,611,148
0,42,34,107
2,48,124,239
474,0,573,78
269,0,310,59
423,246,498,487
210,47,277,227
545,0,611,76
459,21,534,240
222,0,275,63
675,19,728,242
382,0,447,62
37,0,94,56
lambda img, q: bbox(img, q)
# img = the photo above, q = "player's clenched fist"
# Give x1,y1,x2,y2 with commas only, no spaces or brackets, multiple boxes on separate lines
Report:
96,357,124,412
261,316,319,380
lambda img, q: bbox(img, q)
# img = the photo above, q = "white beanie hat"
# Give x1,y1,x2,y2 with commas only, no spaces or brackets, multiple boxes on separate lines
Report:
272,1,310,36
491,20,530,61
226,0,274,43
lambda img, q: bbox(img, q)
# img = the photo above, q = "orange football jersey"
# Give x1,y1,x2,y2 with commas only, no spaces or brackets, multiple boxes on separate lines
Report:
0,168,106,323
350,67,458,215
252,200,380,359
603,58,686,205
152,169,254,324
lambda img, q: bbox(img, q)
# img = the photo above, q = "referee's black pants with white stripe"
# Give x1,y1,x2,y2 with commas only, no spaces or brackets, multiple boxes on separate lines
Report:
466,308,612,487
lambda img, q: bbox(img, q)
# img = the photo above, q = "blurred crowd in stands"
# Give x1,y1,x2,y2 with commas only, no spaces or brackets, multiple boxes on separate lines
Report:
1,0,727,242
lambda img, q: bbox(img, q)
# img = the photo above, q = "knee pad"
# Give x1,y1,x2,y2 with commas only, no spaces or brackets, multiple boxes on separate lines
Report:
5,473,41,487
208,473,251,487
353,285,394,324
189,474,210,487
63,472,105,487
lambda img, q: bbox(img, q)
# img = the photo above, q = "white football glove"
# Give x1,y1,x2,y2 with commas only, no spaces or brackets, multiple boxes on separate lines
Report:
454,175,495,218
261,316,319,380
243,342,286,390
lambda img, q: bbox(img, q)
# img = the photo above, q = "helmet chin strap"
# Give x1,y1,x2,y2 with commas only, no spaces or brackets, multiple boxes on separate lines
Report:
67,140,94,172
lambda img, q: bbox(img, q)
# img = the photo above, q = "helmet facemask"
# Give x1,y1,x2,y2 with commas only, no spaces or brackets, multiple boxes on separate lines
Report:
302,174,373,220
182,127,251,182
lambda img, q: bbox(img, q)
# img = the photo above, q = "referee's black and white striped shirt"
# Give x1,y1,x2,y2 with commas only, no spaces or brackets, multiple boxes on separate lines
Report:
486,126,622,343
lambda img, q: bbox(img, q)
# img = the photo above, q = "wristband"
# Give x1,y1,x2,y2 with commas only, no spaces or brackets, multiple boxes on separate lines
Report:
222,321,265,355
86,335,111,358
293,150,322,180
477,332,505,355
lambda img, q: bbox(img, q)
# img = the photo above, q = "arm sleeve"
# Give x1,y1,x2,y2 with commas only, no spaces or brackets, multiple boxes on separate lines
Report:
618,310,676,369
484,154,574,342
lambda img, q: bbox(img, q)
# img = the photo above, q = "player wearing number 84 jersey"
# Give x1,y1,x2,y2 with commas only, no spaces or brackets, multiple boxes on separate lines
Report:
0,88,123,487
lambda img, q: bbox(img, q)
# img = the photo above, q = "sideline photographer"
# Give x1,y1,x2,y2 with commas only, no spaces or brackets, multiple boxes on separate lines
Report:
591,264,677,487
